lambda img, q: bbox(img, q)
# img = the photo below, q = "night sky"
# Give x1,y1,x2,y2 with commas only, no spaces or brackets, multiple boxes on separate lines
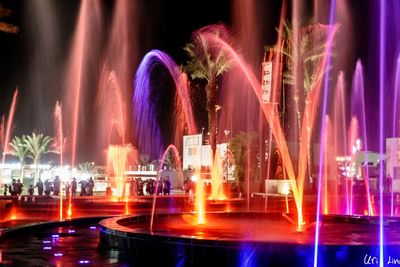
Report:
0,0,392,163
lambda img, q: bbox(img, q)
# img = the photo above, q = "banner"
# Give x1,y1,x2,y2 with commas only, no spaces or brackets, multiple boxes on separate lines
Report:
262,61,272,103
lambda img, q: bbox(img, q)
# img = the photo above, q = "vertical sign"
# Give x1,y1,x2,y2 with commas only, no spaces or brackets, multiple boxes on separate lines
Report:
262,61,272,103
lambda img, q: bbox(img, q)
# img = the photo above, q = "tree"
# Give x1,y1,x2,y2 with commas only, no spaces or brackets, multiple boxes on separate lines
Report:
9,135,28,180
184,26,232,161
78,161,95,173
229,132,259,182
23,133,54,185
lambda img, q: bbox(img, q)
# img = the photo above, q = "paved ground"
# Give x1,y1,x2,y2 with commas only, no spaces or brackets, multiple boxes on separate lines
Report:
0,221,129,266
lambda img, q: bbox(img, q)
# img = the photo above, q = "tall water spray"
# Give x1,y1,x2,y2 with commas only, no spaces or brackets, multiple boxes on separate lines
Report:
333,72,348,214
133,50,196,158
197,26,338,229
54,101,64,221
64,0,102,166
107,144,138,198
1,89,18,167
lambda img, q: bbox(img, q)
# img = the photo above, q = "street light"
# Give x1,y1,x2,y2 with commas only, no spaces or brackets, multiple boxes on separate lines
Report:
224,129,231,182
215,105,222,137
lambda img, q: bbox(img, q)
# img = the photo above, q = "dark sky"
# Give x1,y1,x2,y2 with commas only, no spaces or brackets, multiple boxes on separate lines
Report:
0,0,391,163
0,0,235,124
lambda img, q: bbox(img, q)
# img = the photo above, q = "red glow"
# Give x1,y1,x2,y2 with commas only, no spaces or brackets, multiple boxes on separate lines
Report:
1,89,18,167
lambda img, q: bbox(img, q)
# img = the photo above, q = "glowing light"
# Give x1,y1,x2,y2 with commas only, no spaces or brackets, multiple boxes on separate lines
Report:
285,194,289,214
43,247,52,250
68,229,75,233
355,138,361,150
280,182,290,195
52,234,59,238
125,197,129,215
191,175,198,182
54,253,63,257
195,171,205,225
210,150,226,200
89,226,96,230
335,156,351,162
59,185,63,222
67,208,72,218
43,241,51,244
79,260,90,264
379,1,386,265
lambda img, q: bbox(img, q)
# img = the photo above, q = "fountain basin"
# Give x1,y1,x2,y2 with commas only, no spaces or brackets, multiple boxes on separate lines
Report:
99,212,400,266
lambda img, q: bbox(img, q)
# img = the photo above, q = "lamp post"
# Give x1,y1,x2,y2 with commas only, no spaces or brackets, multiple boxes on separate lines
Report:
211,104,222,161
214,105,222,143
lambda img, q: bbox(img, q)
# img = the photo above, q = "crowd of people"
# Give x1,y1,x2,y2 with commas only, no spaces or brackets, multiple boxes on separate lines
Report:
182,177,241,199
3,178,23,196
2,176,96,197
128,177,171,196
0,175,242,198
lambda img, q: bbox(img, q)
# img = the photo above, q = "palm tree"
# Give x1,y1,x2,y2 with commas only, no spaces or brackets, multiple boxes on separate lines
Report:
268,21,338,211
9,135,28,180
229,132,259,182
184,27,232,160
78,161,95,173
23,133,55,185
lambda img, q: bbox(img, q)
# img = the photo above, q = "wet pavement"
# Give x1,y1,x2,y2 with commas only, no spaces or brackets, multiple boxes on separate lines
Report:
0,222,130,266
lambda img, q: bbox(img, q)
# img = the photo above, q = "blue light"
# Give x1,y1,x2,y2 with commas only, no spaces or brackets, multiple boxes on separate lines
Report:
43,247,52,250
43,240,51,244
52,234,60,238
68,229,76,233
89,226,96,230
79,260,90,264
54,253,63,257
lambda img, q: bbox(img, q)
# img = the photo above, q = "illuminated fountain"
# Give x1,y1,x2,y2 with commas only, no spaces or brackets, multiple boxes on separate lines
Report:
100,15,342,264
1,89,18,168
106,144,138,199
97,0,400,264
199,23,339,229
54,101,65,221
150,144,184,231
133,49,197,158
4,0,400,266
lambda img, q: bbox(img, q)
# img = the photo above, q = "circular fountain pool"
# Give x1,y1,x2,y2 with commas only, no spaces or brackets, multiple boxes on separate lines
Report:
99,212,400,266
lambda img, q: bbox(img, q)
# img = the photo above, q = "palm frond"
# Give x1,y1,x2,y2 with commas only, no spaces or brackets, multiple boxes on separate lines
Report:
79,161,95,172
9,135,28,163
22,133,56,161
